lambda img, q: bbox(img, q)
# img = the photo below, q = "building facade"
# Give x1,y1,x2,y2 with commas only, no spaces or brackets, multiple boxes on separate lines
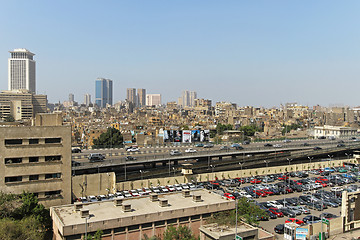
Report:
146,94,161,106
84,93,91,106
8,48,36,93
0,114,72,207
312,125,358,139
95,78,113,108
126,88,137,106
0,90,47,120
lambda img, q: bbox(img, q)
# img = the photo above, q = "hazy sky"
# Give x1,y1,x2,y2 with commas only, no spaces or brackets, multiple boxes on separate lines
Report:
0,1,360,107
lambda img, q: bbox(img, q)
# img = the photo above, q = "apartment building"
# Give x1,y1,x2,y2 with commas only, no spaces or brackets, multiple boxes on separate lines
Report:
0,114,71,207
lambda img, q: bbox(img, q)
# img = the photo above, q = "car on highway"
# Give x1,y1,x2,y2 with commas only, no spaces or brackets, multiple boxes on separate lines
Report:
125,156,136,161
127,147,140,152
185,148,197,153
71,147,82,153
88,153,105,162
302,142,310,146
195,143,204,147
170,150,182,156
313,146,322,150
203,144,214,148
283,139,291,143
243,140,251,145
264,143,273,147
220,146,231,150
273,144,282,148
72,160,81,167
337,143,345,147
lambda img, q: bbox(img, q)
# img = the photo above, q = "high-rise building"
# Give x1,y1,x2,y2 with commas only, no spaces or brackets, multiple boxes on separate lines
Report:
146,94,161,106
126,88,137,106
68,93,74,102
180,90,197,107
137,88,146,107
95,78,113,108
8,49,36,93
84,94,91,106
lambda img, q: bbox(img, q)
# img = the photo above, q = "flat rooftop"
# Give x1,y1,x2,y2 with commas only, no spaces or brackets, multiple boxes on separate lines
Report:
52,189,234,227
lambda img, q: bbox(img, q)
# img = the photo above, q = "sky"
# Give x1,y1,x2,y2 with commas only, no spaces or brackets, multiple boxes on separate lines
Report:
0,1,360,107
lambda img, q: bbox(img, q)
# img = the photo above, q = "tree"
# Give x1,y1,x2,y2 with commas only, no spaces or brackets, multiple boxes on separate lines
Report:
236,197,267,226
142,234,161,240
216,123,233,135
92,127,123,148
163,225,198,240
4,115,15,122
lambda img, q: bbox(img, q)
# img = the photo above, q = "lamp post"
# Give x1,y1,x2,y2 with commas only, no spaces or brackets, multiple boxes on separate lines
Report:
85,216,90,239
285,158,293,207
172,167,176,177
239,162,244,184
168,159,171,176
124,160,127,181
308,156,314,170
210,165,215,191
328,155,333,168
345,153,351,160
140,170,143,180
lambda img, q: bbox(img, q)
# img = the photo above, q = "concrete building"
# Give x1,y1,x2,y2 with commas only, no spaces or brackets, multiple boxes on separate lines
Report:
126,88,137,106
342,190,360,232
50,190,235,240
146,94,161,106
199,223,274,240
0,113,71,207
84,94,91,106
95,78,113,108
179,90,197,107
8,48,36,93
0,90,47,120
137,88,146,107
312,125,358,139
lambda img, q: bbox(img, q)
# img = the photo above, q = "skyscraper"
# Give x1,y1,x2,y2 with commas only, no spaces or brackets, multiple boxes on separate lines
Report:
189,91,197,107
137,88,146,107
84,93,91,106
8,48,36,93
69,93,74,102
126,88,137,106
95,78,113,108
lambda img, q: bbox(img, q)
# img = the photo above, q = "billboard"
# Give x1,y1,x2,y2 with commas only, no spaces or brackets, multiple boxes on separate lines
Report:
174,130,182,143
183,130,192,143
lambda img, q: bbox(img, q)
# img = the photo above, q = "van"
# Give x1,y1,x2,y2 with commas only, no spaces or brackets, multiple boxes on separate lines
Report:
88,153,105,162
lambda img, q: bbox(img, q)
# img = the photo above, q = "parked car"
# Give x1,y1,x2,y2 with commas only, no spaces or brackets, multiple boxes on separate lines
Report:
285,218,304,225
303,215,321,223
320,213,337,220
224,193,235,200
268,207,284,217
274,224,284,234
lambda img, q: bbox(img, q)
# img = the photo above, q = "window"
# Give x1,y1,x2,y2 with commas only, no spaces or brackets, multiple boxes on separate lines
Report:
29,157,39,163
5,158,22,164
29,139,39,144
45,173,61,179
141,223,152,229
45,155,61,162
155,220,165,227
179,217,189,223
29,175,39,181
5,176,22,183
5,139,22,145
45,190,61,197
167,218,177,225
114,227,125,234
202,213,211,219
191,215,200,220
45,138,61,144
128,225,139,231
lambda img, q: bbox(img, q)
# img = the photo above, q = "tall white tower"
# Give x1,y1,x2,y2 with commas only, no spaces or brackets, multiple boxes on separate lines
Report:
8,49,36,93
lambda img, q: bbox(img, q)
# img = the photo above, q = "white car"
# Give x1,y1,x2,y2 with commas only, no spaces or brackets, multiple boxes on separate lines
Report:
267,200,283,209
185,148,197,153
174,184,183,191
331,187,343,192
127,148,140,152
273,144,282,148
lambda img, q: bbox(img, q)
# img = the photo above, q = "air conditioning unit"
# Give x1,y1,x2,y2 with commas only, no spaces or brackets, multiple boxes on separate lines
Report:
74,203,83,211
193,195,202,202
159,199,168,207
80,209,89,218
114,198,123,206
150,194,158,202
182,190,191,198
122,204,132,212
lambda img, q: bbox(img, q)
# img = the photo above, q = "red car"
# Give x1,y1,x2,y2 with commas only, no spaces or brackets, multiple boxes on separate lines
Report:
224,193,236,200
268,207,284,217
250,179,262,184
262,189,274,195
278,175,289,181
235,178,245,184
315,180,327,187
317,177,329,182
285,218,304,225
253,190,267,197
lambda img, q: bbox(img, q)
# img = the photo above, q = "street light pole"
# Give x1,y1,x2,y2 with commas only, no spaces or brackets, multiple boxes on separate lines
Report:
169,159,171,176
308,156,314,170
328,155,333,168
239,162,244,185
140,170,143,180
172,167,175,177
285,158,293,207
210,165,215,191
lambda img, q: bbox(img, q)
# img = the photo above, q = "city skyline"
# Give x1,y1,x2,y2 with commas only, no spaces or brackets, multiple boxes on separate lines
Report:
1,1,360,107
